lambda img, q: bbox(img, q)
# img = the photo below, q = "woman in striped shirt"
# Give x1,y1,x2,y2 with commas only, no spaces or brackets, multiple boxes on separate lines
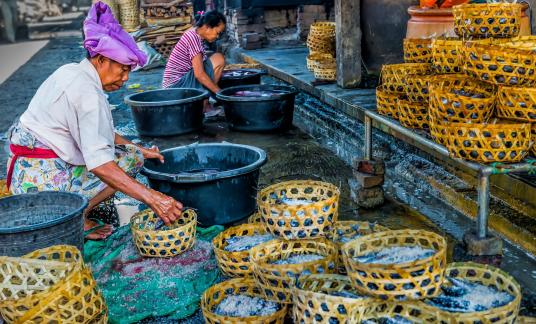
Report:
162,10,226,112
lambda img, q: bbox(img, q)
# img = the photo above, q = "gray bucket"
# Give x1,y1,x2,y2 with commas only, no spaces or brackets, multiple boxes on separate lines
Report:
0,191,88,256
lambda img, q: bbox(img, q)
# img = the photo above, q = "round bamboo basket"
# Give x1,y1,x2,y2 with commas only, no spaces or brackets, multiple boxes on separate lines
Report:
403,38,433,63
452,3,523,39
432,38,464,74
463,41,536,86
201,278,287,324
117,0,140,32
250,239,337,304
342,229,447,301
213,223,274,278
306,37,334,55
130,208,197,257
380,63,433,94
353,301,440,323
497,86,536,122
428,75,496,124
328,221,389,274
405,74,433,103
247,211,262,224
314,66,337,81
423,262,522,323
0,245,107,323
376,85,404,119
429,115,450,147
0,179,11,198
257,180,340,240
308,22,336,39
306,53,333,71
293,274,372,323
443,120,532,163
397,99,430,129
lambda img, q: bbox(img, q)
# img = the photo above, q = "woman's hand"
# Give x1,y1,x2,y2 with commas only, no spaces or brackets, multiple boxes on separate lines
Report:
146,189,183,225
140,145,164,163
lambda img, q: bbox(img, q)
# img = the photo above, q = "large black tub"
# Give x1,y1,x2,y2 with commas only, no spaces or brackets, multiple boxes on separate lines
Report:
142,143,267,225
218,69,264,89
124,88,209,137
216,85,298,132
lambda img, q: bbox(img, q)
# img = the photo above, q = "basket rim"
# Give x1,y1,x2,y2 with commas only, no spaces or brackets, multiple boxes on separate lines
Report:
257,180,340,207
212,223,272,254
465,40,536,55
294,273,371,304
130,208,197,235
452,2,524,11
446,120,531,129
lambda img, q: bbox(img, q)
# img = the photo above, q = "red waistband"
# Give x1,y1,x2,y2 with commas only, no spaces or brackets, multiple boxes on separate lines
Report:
6,144,59,190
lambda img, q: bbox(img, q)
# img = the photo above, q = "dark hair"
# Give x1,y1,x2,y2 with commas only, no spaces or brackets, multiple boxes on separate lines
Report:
195,10,226,28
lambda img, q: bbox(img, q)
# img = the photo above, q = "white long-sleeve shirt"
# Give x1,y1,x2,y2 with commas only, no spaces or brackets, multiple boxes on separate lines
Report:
19,58,115,170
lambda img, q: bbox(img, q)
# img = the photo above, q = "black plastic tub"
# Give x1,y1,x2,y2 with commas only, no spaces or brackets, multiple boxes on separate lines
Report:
124,88,209,137
218,69,264,89
216,84,298,132
0,191,88,256
141,143,267,225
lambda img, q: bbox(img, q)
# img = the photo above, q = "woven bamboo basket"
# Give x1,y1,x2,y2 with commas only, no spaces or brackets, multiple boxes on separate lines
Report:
0,179,10,198
201,278,288,324
0,245,107,323
532,124,536,156
353,301,441,323
381,63,433,94
150,41,177,59
443,119,532,163
452,3,523,38
308,22,336,39
429,115,450,146
314,66,336,81
342,229,447,301
306,53,333,71
403,38,432,63
397,99,430,129
428,75,496,124
117,0,140,32
247,211,262,224
463,41,536,86
497,86,536,122
250,239,338,304
376,85,404,119
432,38,465,74
306,37,334,55
328,221,389,274
495,35,536,50
423,262,522,323
405,74,434,103
130,208,197,257
293,274,372,323
225,63,262,70
213,223,274,278
257,180,340,240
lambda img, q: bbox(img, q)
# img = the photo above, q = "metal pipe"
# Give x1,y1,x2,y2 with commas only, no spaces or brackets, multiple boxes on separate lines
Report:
477,171,491,239
364,115,372,160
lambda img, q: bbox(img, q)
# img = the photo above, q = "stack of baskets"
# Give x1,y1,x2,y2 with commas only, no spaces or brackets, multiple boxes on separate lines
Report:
377,2,536,163
306,22,337,81
117,0,140,32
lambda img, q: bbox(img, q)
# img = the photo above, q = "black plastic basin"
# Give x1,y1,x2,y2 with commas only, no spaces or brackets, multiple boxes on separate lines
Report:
216,84,298,132
141,143,267,225
218,69,263,89
124,88,209,137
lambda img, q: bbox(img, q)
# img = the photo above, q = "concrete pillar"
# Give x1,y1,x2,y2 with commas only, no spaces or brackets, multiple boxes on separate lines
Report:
335,0,362,88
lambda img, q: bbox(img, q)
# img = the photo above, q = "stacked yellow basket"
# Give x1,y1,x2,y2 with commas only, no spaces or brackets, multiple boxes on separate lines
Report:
306,22,337,81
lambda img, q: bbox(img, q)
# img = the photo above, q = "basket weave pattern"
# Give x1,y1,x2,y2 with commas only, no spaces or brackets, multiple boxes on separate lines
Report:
429,115,450,146
397,99,430,129
342,229,447,301
314,66,337,81
250,239,337,304
257,180,340,240
405,74,433,103
376,86,402,119
308,22,336,39
247,212,262,224
381,63,432,94
403,38,432,63
497,86,536,122
354,301,440,323
432,38,464,74
452,3,523,38
307,53,333,71
117,0,140,32
131,208,197,257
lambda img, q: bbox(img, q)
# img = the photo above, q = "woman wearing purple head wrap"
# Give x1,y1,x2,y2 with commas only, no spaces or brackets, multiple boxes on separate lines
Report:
5,2,183,240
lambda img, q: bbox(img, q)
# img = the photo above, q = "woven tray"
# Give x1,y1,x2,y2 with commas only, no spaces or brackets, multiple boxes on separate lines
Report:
257,180,340,240
463,41,536,86
0,245,107,323
328,221,389,274
444,120,532,163
432,38,465,74
307,53,334,71
452,3,523,38
381,63,433,94
423,262,522,323
376,85,404,119
354,301,440,323
308,21,336,39
428,75,496,124
397,99,430,129
342,229,447,301
130,208,197,257
405,74,433,103
293,274,372,323
497,86,536,122
403,38,432,63
250,239,337,304
212,223,273,278
201,278,287,324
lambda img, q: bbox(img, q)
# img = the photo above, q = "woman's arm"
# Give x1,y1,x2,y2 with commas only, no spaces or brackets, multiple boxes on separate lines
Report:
192,53,220,93
115,133,164,163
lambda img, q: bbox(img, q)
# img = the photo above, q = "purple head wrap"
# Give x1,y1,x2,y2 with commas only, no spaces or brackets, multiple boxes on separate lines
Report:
83,2,147,68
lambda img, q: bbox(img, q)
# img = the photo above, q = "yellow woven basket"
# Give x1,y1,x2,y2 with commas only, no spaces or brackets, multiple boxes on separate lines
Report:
308,21,336,39
247,211,262,224
428,75,496,124
376,85,404,119
130,208,197,257
397,99,430,129
422,262,522,323
212,223,274,278
404,74,434,103
117,0,139,32
453,3,523,39
444,119,532,163
293,274,372,323
342,229,447,301
306,53,333,71
201,278,288,324
432,38,465,74
250,239,337,304
353,301,441,323
429,115,450,147
463,41,536,86
314,66,337,81
403,38,432,63
497,86,536,123
306,37,334,55
380,63,433,94
257,180,340,240
532,124,536,156
328,221,389,274
0,245,107,323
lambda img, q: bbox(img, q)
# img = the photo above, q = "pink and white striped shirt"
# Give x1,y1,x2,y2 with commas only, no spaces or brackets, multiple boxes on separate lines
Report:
162,28,207,88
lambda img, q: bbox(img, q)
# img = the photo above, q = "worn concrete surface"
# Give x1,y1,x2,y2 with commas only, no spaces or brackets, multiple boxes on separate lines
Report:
0,40,49,84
